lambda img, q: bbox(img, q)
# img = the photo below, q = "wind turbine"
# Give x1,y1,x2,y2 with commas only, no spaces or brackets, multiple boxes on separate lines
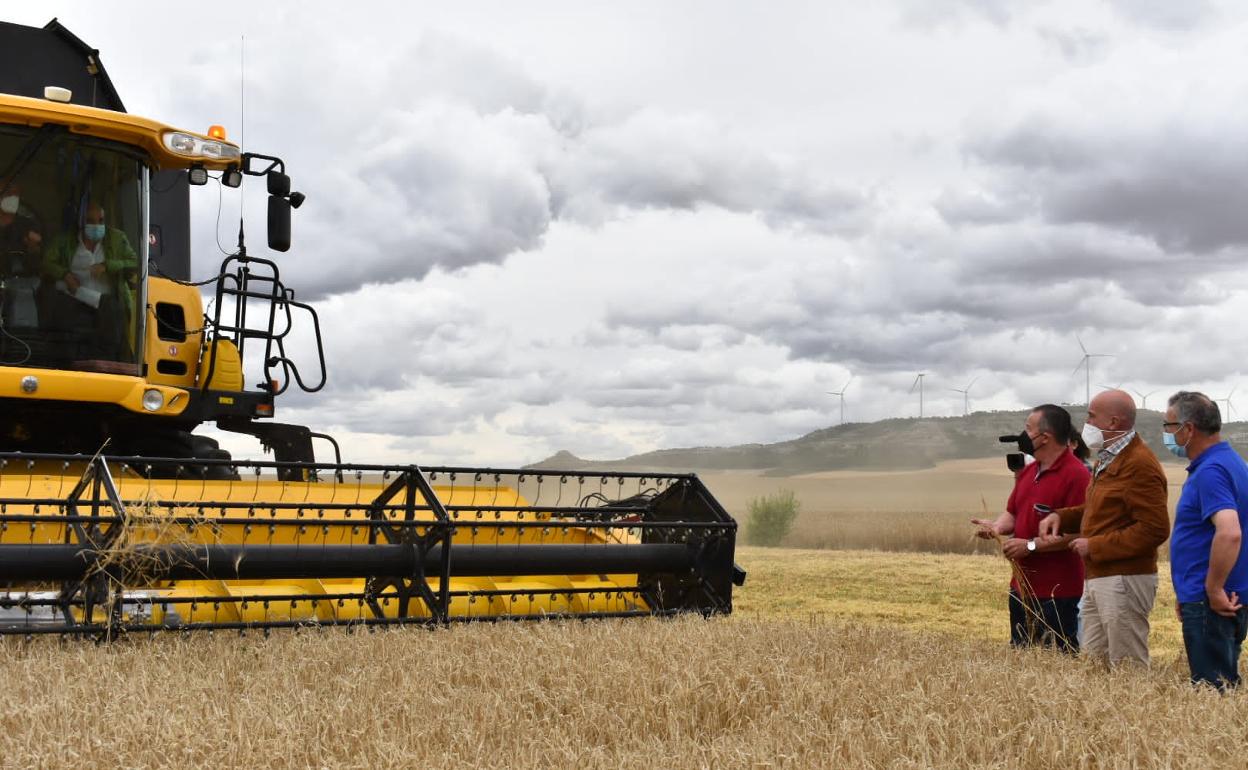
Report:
1072,336,1114,406
910,373,927,418
949,376,978,416
1130,388,1159,411
825,376,853,425
1217,387,1238,424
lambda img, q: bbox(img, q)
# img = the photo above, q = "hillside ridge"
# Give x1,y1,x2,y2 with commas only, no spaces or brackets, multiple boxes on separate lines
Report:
527,409,1248,475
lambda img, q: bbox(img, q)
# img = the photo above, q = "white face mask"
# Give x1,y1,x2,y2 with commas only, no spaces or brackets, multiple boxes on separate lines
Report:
1081,422,1105,453
0,195,18,215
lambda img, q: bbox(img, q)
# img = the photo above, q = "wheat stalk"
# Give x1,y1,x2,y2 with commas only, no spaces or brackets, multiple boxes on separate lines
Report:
976,493,1066,645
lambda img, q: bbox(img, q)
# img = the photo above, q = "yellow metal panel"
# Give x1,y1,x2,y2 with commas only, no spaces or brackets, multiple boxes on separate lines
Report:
145,278,203,389
0,93,241,171
0,368,188,416
198,340,243,392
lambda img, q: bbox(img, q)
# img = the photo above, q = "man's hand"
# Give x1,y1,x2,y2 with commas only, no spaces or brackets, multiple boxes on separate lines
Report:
1001,538,1030,560
1175,600,1182,623
970,518,999,540
1069,538,1090,559
24,230,41,251
64,272,80,293
1207,586,1243,618
1037,512,1062,538
90,263,106,278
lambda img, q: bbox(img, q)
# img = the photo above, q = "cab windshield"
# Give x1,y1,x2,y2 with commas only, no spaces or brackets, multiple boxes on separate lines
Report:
0,125,148,374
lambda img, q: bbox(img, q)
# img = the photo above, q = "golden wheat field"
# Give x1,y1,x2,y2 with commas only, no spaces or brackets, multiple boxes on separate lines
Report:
0,462,1231,770
0,549,1223,770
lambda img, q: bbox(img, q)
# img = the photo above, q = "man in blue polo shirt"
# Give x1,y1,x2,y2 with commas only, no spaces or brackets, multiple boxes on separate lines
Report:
1164,391,1248,689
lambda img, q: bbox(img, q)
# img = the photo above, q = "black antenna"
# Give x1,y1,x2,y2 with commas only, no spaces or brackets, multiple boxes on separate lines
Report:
236,34,247,257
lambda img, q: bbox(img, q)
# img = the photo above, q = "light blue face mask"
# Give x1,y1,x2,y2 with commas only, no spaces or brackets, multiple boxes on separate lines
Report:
84,223,105,241
1163,426,1188,458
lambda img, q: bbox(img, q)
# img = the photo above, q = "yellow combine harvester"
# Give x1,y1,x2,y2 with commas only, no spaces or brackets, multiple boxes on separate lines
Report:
0,20,743,636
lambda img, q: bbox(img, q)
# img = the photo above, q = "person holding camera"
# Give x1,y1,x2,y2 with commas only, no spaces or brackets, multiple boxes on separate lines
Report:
973,404,1090,651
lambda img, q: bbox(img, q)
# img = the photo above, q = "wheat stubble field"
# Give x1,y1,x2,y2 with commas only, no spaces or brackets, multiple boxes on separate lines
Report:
0,460,1236,770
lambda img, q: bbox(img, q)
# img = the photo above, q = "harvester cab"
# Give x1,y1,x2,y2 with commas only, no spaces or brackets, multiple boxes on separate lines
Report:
0,21,326,471
0,19,744,637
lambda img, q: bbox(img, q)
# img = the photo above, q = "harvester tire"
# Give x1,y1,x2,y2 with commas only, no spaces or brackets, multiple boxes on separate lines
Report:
123,432,239,480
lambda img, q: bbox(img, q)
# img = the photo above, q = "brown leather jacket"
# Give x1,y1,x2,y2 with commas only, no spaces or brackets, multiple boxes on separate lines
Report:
1055,433,1170,578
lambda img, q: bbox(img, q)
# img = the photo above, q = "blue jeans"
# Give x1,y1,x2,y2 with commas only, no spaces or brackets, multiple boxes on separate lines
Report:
1179,600,1248,689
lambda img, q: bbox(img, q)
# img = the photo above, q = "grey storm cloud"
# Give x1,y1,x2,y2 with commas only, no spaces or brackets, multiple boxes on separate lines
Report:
550,109,873,235
195,33,875,299
963,113,1248,255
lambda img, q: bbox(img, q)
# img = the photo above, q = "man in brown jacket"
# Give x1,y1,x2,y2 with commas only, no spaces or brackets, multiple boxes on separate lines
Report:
1038,389,1170,666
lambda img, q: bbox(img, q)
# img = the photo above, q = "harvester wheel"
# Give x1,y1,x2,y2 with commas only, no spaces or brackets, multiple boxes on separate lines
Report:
123,432,239,480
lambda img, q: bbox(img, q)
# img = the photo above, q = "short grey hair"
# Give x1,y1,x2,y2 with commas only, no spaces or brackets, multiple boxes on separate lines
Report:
1167,391,1221,434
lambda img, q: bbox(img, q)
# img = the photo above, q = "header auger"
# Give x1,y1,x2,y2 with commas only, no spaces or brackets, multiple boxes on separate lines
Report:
0,19,743,636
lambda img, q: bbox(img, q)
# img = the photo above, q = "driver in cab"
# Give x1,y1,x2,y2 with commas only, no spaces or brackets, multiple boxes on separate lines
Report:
42,201,137,359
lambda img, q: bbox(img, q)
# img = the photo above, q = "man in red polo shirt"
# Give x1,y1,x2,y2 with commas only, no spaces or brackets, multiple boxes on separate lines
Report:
973,404,1090,651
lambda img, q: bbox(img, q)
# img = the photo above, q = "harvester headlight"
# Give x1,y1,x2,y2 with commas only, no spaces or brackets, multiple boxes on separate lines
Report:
162,131,242,162
142,388,165,412
167,133,196,153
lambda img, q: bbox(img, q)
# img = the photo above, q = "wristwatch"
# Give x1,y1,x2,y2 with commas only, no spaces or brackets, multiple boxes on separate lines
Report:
1026,539,1037,553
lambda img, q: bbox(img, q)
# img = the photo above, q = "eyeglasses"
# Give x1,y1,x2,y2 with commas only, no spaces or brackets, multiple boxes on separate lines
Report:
1161,422,1182,428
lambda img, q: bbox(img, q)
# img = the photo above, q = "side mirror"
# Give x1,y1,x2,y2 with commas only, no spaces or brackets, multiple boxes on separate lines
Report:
267,170,290,197
268,195,291,252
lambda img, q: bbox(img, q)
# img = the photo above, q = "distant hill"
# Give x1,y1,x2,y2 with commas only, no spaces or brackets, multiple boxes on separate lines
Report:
527,408,1248,476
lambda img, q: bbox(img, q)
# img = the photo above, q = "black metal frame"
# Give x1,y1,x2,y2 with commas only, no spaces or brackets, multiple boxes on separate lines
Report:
0,452,743,638
57,455,127,639
202,250,327,400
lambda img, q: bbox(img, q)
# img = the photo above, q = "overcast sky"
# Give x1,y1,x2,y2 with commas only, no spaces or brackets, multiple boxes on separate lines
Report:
11,1,1248,464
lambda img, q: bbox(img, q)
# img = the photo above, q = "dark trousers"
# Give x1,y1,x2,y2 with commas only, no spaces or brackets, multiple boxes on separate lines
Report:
1009,590,1080,653
1179,600,1248,690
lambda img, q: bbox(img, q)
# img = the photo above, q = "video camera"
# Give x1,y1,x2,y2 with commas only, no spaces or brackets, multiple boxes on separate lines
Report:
998,433,1027,473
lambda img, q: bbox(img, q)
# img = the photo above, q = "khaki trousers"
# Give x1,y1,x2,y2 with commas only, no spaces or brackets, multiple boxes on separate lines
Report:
1080,574,1158,667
